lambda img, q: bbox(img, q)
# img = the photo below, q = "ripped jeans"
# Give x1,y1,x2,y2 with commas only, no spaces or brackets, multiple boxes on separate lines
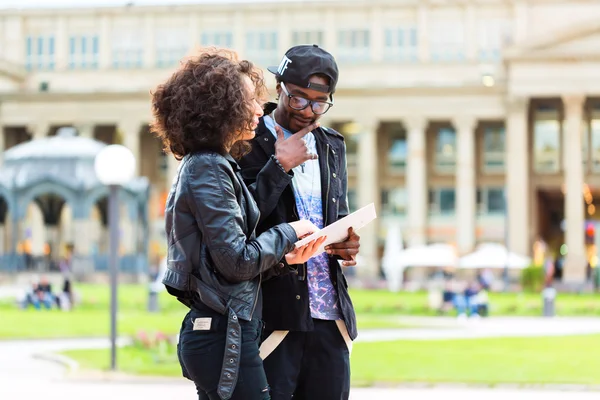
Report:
178,307,270,400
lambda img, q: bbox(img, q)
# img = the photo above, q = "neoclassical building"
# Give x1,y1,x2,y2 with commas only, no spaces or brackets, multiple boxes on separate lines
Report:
0,0,598,283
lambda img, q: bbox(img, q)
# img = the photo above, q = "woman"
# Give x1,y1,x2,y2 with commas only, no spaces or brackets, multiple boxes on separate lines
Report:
151,48,325,400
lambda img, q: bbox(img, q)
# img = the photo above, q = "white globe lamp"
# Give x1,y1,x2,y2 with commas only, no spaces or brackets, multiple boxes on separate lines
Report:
94,144,136,185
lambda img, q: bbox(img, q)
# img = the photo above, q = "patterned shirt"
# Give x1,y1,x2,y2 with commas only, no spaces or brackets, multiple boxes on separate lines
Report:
265,115,341,320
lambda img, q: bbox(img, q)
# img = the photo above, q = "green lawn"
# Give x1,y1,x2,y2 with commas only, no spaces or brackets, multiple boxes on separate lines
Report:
62,335,600,385
1,284,599,339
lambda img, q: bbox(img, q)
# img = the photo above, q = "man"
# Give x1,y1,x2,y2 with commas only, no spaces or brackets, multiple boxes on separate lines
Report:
239,44,360,400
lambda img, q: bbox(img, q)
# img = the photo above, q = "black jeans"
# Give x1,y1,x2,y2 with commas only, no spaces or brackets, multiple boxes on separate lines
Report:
262,319,351,400
178,307,270,400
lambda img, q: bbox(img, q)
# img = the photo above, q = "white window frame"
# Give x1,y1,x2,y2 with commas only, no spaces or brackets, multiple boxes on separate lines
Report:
337,29,370,63
533,110,561,174
201,31,233,48
292,30,324,46
435,127,457,173
245,31,278,66
429,188,456,215
482,126,505,173
69,34,99,69
383,26,417,62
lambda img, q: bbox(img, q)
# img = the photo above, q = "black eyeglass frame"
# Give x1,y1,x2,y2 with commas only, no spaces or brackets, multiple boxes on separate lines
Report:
280,82,334,115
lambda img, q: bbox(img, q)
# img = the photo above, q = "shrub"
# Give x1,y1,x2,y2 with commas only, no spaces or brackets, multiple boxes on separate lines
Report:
521,265,545,293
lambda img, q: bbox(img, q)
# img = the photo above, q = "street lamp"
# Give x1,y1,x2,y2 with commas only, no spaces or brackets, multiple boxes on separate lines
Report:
94,144,136,371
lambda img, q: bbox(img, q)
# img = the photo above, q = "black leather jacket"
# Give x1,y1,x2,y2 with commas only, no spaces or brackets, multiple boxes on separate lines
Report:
161,150,297,399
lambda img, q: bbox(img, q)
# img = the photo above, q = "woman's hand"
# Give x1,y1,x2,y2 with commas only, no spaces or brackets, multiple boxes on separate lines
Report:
285,236,327,265
288,219,319,239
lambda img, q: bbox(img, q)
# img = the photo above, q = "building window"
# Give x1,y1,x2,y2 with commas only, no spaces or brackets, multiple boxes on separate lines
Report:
388,127,407,171
382,187,407,215
155,29,189,68
384,27,417,62
201,31,233,48
25,35,55,71
435,127,456,172
246,31,278,67
477,187,505,214
533,107,560,173
337,30,370,63
430,21,464,62
292,30,323,46
477,19,512,62
69,35,99,69
111,31,143,69
429,188,455,214
483,126,505,172
591,108,600,172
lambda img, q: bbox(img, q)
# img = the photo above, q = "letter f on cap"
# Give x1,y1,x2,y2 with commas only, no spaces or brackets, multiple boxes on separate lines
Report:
277,55,292,76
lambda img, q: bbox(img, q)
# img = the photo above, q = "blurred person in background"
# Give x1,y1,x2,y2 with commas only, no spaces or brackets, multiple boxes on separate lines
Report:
152,47,325,400
239,44,360,400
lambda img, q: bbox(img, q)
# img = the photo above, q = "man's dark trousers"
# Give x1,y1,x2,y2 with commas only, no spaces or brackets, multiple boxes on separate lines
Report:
263,318,351,400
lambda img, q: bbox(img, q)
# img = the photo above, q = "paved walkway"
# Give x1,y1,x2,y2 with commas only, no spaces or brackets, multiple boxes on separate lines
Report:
357,316,600,342
2,317,600,399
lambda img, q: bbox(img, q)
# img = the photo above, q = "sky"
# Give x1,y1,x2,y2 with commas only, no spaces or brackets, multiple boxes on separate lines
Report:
0,0,325,9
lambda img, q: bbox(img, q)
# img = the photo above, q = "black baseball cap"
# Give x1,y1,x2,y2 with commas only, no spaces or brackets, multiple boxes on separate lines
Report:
267,44,338,97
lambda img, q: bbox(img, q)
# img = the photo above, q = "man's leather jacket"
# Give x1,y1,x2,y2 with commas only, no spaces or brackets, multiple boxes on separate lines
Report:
239,105,358,341
161,150,297,399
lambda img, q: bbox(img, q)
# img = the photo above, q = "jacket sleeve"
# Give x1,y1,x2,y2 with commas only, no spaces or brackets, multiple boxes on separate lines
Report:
186,156,298,283
245,156,293,223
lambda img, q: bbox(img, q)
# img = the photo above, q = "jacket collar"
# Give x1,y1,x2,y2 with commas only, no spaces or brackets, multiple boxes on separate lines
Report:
224,152,241,171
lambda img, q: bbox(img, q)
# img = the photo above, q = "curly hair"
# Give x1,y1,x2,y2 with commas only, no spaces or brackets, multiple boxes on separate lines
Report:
150,47,267,160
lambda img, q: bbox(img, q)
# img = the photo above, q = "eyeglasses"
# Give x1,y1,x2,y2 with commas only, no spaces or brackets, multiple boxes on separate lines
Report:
280,82,334,115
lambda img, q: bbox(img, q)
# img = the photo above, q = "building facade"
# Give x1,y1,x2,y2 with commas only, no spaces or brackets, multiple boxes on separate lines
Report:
0,0,599,282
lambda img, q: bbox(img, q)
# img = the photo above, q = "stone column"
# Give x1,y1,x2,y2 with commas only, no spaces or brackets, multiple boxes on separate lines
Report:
143,14,156,68
277,10,290,57
73,219,91,256
324,9,336,52
76,123,94,138
356,119,380,281
233,12,245,56
464,5,476,61
0,125,5,166
28,121,49,140
417,5,430,63
370,7,384,63
72,217,95,278
55,16,68,70
119,120,141,176
563,95,586,284
454,116,477,255
99,15,111,69
405,116,428,247
514,1,530,43
166,155,181,191
506,96,530,257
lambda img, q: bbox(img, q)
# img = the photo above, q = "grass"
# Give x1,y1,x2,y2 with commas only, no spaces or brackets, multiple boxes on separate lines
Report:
1,284,599,339
61,334,600,385
351,335,600,386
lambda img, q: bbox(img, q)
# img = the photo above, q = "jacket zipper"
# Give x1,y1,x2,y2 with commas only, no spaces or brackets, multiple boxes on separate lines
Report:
250,207,261,320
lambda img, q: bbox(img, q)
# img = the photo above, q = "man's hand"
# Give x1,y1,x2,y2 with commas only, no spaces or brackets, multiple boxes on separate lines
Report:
325,227,360,267
274,123,319,172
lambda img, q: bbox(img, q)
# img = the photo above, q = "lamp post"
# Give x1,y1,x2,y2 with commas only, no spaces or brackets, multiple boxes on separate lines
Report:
94,144,136,371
